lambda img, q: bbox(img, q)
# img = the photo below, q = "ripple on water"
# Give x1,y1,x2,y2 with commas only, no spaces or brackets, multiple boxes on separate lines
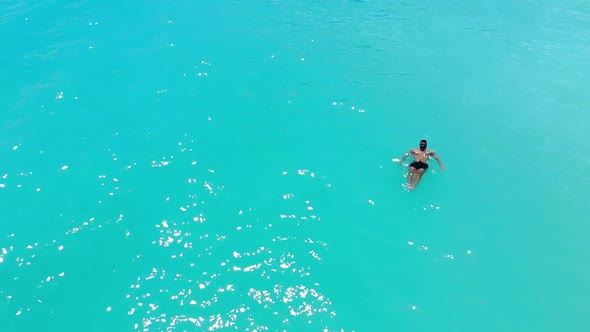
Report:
113,134,339,331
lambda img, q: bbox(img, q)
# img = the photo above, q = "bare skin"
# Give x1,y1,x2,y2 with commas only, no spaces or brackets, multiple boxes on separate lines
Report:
397,143,446,190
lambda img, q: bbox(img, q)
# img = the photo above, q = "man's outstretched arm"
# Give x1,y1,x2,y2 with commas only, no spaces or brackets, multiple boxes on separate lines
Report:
398,150,414,164
431,151,446,170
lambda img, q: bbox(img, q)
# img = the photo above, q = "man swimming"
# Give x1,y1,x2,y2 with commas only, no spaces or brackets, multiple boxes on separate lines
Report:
396,139,446,190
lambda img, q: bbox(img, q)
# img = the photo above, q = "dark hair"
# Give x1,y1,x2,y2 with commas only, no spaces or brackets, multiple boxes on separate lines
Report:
420,139,427,144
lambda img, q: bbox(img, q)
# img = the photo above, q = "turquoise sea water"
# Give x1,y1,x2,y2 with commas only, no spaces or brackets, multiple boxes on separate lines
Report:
2,0,590,331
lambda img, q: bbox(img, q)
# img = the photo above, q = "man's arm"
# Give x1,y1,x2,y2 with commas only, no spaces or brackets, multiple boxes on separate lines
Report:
430,151,446,170
398,149,415,164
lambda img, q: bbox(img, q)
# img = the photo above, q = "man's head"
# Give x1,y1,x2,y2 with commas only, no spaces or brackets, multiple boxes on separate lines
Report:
419,139,427,151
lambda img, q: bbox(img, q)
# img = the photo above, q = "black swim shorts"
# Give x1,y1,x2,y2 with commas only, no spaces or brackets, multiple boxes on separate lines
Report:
410,161,429,170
